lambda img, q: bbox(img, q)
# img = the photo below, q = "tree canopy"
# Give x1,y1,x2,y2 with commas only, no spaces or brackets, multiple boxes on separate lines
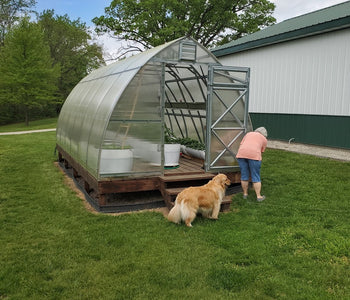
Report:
0,0,36,46
38,10,105,101
93,0,276,58
0,9,105,125
0,17,59,125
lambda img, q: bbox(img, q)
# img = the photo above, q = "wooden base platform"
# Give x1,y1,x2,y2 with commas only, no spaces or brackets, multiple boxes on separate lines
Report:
57,145,241,213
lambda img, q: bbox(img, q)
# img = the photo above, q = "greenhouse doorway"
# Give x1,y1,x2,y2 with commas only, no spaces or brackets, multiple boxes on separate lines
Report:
206,65,250,172
162,63,250,173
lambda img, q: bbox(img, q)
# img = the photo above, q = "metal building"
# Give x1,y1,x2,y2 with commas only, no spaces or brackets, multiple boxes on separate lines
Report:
212,1,350,149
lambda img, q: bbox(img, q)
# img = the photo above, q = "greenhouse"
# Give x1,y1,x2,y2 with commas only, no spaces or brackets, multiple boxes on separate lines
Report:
56,37,252,212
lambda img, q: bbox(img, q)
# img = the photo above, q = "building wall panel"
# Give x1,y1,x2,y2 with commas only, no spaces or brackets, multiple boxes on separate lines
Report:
219,28,350,117
250,113,350,149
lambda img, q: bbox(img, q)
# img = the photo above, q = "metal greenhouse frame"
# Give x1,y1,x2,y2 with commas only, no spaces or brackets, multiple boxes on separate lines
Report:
56,37,252,212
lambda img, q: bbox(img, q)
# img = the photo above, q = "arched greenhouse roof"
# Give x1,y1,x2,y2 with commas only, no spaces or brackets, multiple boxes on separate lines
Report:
57,36,251,180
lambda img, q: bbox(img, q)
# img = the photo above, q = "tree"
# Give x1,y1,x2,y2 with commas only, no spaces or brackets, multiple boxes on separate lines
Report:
0,0,36,46
38,10,105,102
0,17,59,125
93,0,275,58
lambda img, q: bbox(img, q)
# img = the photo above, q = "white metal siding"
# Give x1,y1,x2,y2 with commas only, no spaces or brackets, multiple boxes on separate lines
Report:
218,28,350,116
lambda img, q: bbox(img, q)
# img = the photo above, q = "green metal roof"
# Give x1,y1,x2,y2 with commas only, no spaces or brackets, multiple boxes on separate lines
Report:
212,1,350,57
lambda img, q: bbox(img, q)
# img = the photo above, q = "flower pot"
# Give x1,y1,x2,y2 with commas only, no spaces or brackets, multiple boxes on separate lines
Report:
100,149,133,174
164,143,180,167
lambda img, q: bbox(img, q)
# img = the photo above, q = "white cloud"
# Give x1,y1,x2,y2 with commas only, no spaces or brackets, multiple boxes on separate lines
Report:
89,28,145,64
272,0,348,22
88,29,125,64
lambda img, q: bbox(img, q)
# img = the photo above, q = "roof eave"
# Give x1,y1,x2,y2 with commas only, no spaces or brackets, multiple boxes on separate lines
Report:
213,16,350,57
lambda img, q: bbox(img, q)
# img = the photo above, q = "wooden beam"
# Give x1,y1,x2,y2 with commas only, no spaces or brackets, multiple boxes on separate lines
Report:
98,177,160,194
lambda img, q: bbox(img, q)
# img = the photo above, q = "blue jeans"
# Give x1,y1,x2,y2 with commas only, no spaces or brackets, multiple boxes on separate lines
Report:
237,158,262,182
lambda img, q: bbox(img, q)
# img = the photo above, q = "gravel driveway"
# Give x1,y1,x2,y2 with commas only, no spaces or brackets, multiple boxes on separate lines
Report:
268,140,350,162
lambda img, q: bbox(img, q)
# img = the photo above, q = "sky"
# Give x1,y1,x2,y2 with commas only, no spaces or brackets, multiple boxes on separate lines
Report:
271,0,348,22
34,0,349,60
35,0,111,26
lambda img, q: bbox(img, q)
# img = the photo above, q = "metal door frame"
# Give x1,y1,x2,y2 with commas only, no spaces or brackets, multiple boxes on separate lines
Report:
205,64,250,172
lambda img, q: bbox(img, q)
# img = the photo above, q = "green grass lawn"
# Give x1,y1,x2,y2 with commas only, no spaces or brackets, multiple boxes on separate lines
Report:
0,124,349,299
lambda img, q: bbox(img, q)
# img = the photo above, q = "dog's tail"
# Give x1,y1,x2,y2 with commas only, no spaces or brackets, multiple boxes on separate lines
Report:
167,200,182,224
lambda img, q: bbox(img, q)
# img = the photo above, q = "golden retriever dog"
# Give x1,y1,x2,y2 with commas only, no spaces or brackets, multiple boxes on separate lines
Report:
167,174,231,227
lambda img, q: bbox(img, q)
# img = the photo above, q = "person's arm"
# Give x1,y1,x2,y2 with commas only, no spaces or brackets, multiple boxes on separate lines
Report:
240,134,247,145
261,137,267,152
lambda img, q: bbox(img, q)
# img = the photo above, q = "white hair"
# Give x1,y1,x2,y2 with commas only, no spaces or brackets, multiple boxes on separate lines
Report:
254,127,268,138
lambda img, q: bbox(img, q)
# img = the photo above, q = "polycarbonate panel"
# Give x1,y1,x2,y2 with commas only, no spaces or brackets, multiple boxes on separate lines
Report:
209,128,242,167
100,121,162,176
87,71,134,176
58,81,93,154
77,76,118,167
111,63,162,121
154,42,180,61
212,89,245,127
196,43,218,64
70,80,104,161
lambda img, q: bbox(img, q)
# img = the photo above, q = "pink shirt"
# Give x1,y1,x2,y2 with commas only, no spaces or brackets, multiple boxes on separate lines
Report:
236,132,267,161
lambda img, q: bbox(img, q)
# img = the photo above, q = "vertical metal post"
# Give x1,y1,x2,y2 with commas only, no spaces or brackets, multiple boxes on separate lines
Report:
244,68,250,132
205,64,214,171
160,62,166,167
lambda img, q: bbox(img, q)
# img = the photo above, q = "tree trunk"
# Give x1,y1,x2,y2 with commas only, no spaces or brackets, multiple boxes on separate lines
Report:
25,107,29,126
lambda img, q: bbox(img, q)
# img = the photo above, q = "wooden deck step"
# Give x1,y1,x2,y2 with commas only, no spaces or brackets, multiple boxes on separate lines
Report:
164,187,186,196
159,173,217,209
159,173,215,183
221,196,233,212
162,187,187,208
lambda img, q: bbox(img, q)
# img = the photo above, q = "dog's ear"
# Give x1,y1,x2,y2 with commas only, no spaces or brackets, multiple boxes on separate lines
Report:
222,175,230,186
215,174,230,186
213,174,224,183
219,174,230,186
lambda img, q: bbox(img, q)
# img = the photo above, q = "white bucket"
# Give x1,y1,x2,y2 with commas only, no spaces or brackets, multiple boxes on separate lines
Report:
164,144,180,167
100,149,133,174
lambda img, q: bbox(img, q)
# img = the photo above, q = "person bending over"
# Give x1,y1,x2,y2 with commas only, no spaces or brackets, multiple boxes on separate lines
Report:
236,127,268,202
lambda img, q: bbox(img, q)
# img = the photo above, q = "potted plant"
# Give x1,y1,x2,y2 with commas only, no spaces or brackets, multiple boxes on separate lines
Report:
164,127,181,167
99,142,133,174
177,137,205,160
